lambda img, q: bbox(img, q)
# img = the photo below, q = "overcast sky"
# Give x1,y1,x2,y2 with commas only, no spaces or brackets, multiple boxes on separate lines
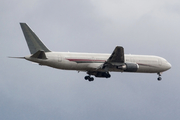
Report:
0,0,179,120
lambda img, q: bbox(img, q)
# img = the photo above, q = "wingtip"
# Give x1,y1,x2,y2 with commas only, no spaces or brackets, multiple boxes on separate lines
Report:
19,22,26,25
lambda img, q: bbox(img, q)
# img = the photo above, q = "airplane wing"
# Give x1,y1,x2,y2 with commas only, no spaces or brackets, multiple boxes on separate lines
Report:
97,46,125,70
107,46,124,64
87,46,139,79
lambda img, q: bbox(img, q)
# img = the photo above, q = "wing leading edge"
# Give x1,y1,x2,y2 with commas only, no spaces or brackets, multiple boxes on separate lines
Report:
107,46,124,64
97,46,125,70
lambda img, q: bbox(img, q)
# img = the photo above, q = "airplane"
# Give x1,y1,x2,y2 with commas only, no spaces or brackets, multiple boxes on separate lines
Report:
12,23,171,81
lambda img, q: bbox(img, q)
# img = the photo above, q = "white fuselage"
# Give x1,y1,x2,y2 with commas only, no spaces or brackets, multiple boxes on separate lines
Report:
25,52,171,73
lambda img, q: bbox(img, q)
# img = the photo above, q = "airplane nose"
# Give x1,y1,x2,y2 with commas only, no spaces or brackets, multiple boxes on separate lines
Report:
166,62,171,70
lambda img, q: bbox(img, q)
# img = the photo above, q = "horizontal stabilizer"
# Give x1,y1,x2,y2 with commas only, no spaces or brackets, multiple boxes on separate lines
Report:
31,50,47,59
8,57,25,59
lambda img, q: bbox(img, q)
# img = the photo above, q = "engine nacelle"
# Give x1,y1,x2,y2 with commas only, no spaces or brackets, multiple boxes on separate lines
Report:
117,63,139,72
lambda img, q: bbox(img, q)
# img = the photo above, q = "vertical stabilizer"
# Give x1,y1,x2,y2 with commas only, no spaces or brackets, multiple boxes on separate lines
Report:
20,23,51,54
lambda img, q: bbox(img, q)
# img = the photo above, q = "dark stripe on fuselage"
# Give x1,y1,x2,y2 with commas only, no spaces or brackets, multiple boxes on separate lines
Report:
67,59,106,63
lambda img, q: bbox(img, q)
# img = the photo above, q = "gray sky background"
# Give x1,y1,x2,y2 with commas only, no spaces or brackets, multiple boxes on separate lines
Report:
0,0,179,120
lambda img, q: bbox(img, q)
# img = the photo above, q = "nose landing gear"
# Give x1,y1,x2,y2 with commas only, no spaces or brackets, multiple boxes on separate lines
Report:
157,73,162,81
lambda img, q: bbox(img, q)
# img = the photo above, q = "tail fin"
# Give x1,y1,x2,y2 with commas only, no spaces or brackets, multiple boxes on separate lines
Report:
20,23,51,54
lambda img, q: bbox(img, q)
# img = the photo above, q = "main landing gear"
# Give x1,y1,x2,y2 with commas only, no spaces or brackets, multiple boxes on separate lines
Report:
157,73,162,81
84,76,94,81
84,71,111,82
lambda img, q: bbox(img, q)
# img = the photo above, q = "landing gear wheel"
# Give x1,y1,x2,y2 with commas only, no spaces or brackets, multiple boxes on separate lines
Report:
157,77,162,81
89,77,94,82
157,73,162,81
105,74,111,78
84,76,94,81
84,76,90,80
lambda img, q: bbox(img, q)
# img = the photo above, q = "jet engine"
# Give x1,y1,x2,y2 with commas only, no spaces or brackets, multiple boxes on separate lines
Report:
116,63,139,72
